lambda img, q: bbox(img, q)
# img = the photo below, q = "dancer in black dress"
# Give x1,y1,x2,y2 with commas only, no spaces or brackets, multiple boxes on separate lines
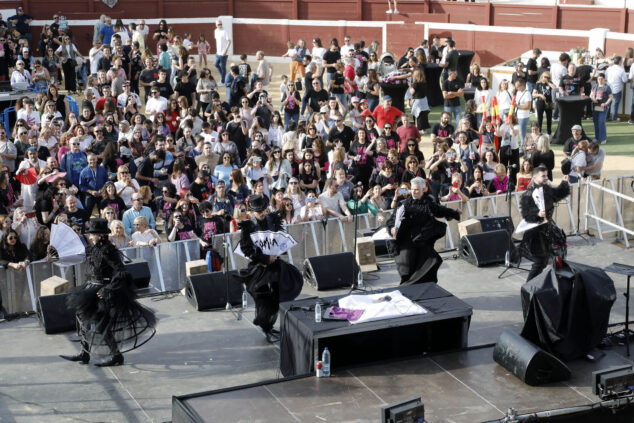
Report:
389,177,461,284
520,165,570,281
60,218,157,366
235,195,302,343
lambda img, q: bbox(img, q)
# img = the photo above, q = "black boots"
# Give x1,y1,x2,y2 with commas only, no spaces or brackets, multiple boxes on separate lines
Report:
94,353,124,367
60,342,90,364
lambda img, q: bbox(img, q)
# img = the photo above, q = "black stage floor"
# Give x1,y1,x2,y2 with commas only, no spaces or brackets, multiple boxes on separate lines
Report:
0,237,632,422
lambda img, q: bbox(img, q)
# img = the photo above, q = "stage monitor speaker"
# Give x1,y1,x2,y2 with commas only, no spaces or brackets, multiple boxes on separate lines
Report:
303,252,360,290
477,215,514,234
37,293,75,334
459,229,509,267
186,270,243,311
125,259,151,289
493,330,571,386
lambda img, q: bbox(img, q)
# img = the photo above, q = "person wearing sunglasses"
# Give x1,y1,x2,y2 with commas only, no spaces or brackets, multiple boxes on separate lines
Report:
0,228,30,271
144,84,168,122
54,34,84,94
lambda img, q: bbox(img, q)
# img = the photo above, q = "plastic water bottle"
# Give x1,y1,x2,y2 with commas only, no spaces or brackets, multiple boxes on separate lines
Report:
321,347,331,377
315,300,322,323
242,290,248,309
357,269,364,288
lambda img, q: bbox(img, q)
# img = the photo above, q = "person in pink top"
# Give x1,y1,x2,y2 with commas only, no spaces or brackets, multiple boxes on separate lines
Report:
196,33,210,66
396,113,420,152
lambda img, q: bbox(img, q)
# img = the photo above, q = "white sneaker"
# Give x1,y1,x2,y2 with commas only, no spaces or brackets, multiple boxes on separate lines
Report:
218,82,225,87
600,140,607,145
393,8,400,13
386,9,393,13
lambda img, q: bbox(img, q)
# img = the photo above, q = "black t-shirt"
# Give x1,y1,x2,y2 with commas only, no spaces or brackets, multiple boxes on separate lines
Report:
535,82,553,104
526,57,538,84
348,142,373,168
366,81,379,101
196,215,226,241
442,78,463,107
431,123,455,142
136,157,154,186
307,89,329,112
563,135,590,157
140,67,159,92
238,62,251,79
300,168,318,187
576,65,593,85
445,49,459,71
155,80,174,99
411,81,427,99
375,172,397,198
175,81,195,102
67,209,88,232
99,197,127,219
323,50,341,74
330,72,345,94
254,105,272,128
560,74,583,96
190,181,212,202
327,125,355,151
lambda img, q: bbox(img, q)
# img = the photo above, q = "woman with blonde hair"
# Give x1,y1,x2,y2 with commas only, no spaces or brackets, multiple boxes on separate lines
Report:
531,134,554,181
114,165,140,208
100,206,117,226
109,220,130,248
130,216,161,246
285,176,305,210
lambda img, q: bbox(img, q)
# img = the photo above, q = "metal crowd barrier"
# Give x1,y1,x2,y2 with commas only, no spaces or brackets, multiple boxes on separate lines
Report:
5,176,631,315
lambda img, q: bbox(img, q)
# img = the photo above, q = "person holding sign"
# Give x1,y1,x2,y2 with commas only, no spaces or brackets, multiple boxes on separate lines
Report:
519,165,570,281
234,195,302,343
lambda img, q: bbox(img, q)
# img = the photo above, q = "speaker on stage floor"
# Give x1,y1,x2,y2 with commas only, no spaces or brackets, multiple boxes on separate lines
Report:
493,330,571,386
186,271,243,311
37,293,75,334
125,259,151,289
459,229,509,267
303,252,360,290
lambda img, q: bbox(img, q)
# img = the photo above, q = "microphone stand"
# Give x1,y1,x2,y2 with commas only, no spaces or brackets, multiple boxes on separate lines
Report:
498,167,530,279
348,185,365,294
567,180,591,244
223,236,241,320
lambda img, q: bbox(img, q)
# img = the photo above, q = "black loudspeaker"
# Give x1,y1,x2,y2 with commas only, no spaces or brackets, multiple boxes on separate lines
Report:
493,330,571,386
303,252,360,290
476,215,514,234
37,293,76,334
186,271,243,311
459,229,509,267
125,259,151,289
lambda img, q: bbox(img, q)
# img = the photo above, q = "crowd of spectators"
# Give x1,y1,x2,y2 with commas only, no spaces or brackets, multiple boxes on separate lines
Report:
0,11,621,267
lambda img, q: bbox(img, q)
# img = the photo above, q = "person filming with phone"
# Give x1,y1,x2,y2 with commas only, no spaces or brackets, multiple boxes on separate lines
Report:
388,177,461,284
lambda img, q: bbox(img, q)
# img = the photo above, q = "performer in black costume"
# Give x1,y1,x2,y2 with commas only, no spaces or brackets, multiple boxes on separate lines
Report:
520,165,570,281
60,219,157,366
235,195,302,343
388,177,461,284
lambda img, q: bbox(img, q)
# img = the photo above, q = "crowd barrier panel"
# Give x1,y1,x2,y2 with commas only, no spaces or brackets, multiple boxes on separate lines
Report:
5,176,631,315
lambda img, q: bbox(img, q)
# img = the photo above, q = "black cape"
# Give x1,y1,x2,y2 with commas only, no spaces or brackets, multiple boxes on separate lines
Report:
66,238,157,355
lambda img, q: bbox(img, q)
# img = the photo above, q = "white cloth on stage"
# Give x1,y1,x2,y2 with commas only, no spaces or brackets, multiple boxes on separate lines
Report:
338,290,427,324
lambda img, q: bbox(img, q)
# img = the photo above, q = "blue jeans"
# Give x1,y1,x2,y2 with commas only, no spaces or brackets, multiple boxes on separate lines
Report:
593,107,608,142
215,54,228,83
518,116,530,148
611,90,622,121
326,72,334,88
444,105,461,127
368,98,379,112
284,112,300,131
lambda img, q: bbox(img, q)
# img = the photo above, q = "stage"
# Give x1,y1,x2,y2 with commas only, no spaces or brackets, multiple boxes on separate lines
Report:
0,237,632,423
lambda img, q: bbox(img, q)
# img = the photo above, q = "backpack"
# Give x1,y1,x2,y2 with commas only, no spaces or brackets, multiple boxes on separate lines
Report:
230,76,245,99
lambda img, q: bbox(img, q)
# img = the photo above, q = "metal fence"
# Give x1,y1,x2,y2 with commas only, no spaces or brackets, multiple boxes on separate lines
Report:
2,175,632,315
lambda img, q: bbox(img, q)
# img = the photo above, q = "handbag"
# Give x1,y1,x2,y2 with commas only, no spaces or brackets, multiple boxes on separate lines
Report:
593,105,605,112
295,79,302,91
561,158,572,175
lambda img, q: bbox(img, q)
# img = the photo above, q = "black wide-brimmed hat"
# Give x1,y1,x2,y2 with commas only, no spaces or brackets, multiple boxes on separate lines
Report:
86,218,110,234
248,194,268,212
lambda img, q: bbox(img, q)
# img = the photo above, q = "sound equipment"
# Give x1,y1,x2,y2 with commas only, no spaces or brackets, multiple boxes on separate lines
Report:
458,215,514,238
303,252,360,290
477,215,514,233
358,230,391,257
186,259,209,276
493,330,570,386
459,229,509,267
125,259,151,289
37,293,75,334
186,270,243,311
380,397,425,423
355,237,378,273
40,275,71,296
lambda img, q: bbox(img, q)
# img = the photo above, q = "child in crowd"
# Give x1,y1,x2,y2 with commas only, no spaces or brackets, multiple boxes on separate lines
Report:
196,33,210,66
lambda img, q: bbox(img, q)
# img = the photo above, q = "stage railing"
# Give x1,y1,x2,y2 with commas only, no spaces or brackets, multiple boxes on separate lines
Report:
584,175,634,247
5,176,632,315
